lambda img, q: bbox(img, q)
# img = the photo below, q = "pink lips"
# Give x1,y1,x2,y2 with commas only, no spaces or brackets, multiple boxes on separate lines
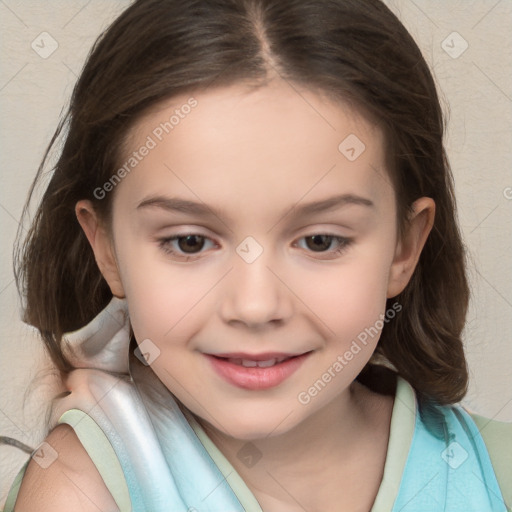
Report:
205,351,311,390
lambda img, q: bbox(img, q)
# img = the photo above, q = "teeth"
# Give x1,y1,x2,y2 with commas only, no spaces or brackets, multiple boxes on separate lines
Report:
256,359,276,368
241,359,258,367
226,356,290,368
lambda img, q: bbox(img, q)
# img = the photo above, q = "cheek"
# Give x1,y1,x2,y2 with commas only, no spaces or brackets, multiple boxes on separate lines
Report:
112,221,209,332
124,266,212,343
295,249,393,339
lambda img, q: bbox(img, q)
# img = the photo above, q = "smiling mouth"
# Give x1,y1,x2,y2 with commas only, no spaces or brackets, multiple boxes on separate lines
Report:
205,351,313,390
212,355,294,368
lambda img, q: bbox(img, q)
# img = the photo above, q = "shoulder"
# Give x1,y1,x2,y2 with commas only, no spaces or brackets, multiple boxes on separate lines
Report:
14,423,119,512
466,410,512,459
466,411,512,507
468,410,512,435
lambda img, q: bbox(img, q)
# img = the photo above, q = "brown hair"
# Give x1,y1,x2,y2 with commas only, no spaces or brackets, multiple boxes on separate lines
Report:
15,0,469,406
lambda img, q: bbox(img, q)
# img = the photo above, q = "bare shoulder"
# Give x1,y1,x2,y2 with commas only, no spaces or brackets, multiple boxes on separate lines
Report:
15,423,120,512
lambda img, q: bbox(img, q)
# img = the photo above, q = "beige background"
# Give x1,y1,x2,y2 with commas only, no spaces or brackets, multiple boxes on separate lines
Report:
1,0,511,505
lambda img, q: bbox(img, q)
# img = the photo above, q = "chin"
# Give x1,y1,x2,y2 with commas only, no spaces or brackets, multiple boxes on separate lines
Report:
213,407,302,441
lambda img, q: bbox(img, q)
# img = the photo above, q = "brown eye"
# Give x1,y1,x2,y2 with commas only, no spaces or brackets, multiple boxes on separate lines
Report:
295,234,353,259
177,235,206,253
158,233,216,259
304,234,335,252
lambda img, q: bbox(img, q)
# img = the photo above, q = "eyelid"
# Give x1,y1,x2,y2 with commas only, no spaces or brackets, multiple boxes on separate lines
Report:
157,232,218,260
293,234,353,259
156,230,354,261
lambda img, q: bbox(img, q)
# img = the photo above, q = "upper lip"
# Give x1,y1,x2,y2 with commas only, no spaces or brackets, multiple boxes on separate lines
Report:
206,351,310,361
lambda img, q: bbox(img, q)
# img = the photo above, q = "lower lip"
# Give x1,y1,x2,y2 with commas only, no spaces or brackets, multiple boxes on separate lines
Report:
205,353,311,390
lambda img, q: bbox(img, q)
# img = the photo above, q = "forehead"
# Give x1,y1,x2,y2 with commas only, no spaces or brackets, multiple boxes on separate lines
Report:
116,79,393,220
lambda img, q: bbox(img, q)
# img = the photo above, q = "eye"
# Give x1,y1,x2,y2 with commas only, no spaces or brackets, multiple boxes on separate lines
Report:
158,234,216,259
157,233,352,261
295,234,353,258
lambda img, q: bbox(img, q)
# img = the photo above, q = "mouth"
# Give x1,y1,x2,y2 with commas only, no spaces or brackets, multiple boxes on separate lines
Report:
212,352,299,366
204,351,313,390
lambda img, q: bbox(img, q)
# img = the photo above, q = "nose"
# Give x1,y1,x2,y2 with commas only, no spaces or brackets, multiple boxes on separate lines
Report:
219,245,294,329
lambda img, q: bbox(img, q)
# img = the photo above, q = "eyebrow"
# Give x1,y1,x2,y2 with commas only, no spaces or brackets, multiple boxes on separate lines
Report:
136,193,374,220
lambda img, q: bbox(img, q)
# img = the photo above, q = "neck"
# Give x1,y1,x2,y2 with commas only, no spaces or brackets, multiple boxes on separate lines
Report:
197,380,392,511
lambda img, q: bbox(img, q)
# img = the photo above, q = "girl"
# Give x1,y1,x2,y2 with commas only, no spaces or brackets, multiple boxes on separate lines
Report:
3,0,511,510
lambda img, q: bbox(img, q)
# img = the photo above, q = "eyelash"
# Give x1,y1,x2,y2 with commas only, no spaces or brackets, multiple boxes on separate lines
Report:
157,233,353,261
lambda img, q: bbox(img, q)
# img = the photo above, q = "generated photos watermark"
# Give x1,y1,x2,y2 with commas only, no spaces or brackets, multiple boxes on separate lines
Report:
297,301,402,405
93,97,198,200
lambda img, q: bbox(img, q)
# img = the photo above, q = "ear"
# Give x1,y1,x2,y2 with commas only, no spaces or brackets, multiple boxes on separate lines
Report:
387,197,435,298
75,200,125,298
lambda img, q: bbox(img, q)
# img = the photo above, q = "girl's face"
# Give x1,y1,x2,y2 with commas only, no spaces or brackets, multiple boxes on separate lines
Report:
81,80,433,440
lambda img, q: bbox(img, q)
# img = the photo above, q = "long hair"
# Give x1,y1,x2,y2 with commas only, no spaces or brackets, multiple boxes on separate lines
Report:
15,0,469,406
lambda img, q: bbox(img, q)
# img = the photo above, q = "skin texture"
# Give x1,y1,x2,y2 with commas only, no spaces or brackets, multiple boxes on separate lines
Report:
70,79,434,511
15,424,119,511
